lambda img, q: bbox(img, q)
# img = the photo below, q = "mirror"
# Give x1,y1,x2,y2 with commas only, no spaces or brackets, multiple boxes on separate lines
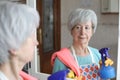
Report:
26,0,119,80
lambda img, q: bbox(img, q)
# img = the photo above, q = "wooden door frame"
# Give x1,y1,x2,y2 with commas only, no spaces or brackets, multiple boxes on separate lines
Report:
36,0,61,74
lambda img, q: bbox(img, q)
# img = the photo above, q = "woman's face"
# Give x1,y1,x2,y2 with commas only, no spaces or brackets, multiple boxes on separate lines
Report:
17,33,38,63
71,21,93,45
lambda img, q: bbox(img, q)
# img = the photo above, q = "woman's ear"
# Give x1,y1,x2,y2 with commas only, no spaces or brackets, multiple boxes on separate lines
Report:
8,49,17,56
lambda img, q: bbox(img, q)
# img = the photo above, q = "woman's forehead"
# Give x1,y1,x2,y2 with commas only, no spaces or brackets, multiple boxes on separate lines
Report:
75,21,92,25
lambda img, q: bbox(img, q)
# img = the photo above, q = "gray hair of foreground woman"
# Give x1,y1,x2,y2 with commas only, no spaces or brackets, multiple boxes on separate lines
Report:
68,8,97,33
0,1,40,64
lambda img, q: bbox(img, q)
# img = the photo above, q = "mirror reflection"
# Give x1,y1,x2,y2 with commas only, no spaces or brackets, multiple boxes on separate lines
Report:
36,0,119,80
8,0,118,80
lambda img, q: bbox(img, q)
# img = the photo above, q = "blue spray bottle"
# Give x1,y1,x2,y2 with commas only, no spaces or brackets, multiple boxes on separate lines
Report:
99,48,115,79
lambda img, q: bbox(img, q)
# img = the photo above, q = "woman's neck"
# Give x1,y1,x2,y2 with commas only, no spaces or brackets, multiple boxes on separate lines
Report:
72,43,89,56
0,58,24,80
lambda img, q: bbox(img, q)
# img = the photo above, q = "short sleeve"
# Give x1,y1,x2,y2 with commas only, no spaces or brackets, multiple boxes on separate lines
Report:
88,46,101,65
52,58,68,73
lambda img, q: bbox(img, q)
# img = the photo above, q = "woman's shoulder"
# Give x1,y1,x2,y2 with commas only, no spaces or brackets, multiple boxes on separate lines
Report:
88,46,101,59
52,57,68,73
0,71,9,80
20,71,37,80
51,47,71,65
88,46,99,51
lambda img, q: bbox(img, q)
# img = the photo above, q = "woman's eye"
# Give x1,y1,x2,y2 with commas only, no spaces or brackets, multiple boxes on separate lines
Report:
85,26,90,30
76,26,80,29
75,26,81,29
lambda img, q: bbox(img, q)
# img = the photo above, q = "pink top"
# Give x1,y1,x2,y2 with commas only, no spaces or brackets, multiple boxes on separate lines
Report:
20,71,37,80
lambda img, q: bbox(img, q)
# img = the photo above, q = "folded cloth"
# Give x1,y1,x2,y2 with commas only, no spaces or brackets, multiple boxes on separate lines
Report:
51,48,80,77
20,71,37,80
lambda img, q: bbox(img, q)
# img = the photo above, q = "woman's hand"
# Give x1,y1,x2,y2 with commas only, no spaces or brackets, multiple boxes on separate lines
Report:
105,57,114,66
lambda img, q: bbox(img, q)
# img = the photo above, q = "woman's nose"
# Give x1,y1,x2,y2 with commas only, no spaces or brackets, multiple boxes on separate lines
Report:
34,39,39,46
36,40,39,45
80,27,85,34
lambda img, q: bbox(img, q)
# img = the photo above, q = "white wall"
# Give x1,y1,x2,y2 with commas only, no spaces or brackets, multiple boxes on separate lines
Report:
61,0,118,76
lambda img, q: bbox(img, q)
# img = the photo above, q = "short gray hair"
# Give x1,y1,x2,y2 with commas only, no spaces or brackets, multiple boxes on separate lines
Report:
68,8,97,33
0,1,40,64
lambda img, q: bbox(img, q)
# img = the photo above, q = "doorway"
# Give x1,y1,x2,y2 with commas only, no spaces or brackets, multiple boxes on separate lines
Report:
37,0,61,74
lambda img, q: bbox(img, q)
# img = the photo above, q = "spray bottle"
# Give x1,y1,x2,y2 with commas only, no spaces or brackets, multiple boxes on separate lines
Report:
99,48,115,79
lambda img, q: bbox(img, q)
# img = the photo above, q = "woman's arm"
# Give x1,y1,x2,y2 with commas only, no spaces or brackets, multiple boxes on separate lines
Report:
52,58,68,73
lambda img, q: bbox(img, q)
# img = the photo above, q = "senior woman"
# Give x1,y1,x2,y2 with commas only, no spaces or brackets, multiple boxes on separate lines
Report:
51,8,101,79
0,1,40,80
